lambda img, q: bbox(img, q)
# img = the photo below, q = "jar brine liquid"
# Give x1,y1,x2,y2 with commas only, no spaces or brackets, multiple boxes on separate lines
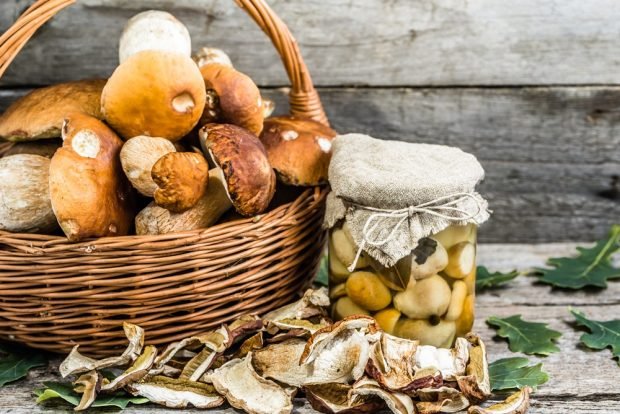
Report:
329,223,477,348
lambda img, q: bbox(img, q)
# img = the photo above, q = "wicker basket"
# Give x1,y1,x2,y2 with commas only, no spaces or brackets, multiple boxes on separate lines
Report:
0,0,329,357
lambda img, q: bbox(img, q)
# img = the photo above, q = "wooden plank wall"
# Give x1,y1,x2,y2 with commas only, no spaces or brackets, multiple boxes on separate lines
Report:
1,0,619,242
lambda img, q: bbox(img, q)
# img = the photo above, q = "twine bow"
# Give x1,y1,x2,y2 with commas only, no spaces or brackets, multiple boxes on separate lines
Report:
346,192,484,272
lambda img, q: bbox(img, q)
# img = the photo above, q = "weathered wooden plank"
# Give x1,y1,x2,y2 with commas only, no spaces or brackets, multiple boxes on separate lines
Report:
2,0,620,86
1,86,618,242
477,243,620,307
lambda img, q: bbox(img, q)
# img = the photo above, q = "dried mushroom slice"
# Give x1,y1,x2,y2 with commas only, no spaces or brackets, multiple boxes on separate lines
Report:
227,315,264,344
350,378,415,414
468,387,531,414
60,322,144,377
179,347,219,382
415,337,470,381
302,319,380,385
456,334,491,404
415,388,470,414
267,328,312,344
252,339,308,387
399,367,444,395
301,315,379,365
102,345,158,392
73,371,102,411
233,332,264,359
366,333,418,391
128,376,224,409
304,383,384,414
210,354,295,414
263,288,330,323
271,318,330,334
151,326,229,375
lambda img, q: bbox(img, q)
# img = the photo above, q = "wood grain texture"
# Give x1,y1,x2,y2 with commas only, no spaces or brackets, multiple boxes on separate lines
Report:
2,0,620,86
1,243,618,413
3,85,618,242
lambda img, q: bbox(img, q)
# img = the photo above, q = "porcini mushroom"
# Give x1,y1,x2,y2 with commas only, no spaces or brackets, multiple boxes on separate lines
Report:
135,169,229,235
199,123,275,217
199,63,264,136
49,113,135,241
101,50,206,141
0,79,106,142
120,136,177,196
193,47,275,128
119,10,191,64
0,154,57,233
151,152,209,213
259,116,337,186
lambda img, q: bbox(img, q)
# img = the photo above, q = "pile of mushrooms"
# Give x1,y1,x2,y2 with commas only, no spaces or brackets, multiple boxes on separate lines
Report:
0,10,336,240
55,288,530,414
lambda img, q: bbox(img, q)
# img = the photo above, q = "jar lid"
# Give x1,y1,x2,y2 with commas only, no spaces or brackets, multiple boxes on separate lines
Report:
325,133,490,267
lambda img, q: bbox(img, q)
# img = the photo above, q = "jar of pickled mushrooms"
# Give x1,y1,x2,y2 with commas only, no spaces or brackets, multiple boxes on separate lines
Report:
324,134,490,348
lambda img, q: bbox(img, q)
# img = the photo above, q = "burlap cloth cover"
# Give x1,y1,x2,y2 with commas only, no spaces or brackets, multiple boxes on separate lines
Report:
325,133,490,268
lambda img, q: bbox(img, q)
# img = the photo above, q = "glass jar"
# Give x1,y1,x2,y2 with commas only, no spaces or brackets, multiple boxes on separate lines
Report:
329,223,477,348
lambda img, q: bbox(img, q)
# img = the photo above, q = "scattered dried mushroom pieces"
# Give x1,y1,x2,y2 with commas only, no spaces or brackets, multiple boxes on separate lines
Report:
55,290,514,414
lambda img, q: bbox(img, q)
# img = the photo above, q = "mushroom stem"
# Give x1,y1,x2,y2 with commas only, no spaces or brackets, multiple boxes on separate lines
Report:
199,168,233,226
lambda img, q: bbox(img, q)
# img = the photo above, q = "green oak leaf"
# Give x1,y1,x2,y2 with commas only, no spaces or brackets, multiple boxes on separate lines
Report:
489,357,549,391
0,345,47,387
34,382,149,409
571,309,620,365
535,224,620,289
487,315,562,355
314,254,328,287
476,266,519,290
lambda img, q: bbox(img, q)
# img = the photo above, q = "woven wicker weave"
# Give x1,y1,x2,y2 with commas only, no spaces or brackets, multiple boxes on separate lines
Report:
0,0,329,357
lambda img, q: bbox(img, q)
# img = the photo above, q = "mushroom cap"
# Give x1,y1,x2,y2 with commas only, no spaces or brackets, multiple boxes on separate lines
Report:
152,152,209,213
101,50,206,141
49,113,135,241
0,79,106,142
0,154,57,233
199,123,275,216
260,116,336,186
120,136,177,196
199,63,264,136
119,10,191,64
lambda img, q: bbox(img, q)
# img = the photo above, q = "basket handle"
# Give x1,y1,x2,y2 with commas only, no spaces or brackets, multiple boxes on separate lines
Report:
0,0,329,126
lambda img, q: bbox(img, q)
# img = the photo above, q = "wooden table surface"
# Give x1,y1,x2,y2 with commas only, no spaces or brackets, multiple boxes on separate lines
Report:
0,243,618,413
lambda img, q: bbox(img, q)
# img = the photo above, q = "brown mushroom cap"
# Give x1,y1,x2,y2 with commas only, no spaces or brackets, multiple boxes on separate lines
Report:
199,123,275,216
151,152,209,213
199,64,264,136
0,79,106,142
101,50,206,141
49,113,135,241
259,116,337,186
